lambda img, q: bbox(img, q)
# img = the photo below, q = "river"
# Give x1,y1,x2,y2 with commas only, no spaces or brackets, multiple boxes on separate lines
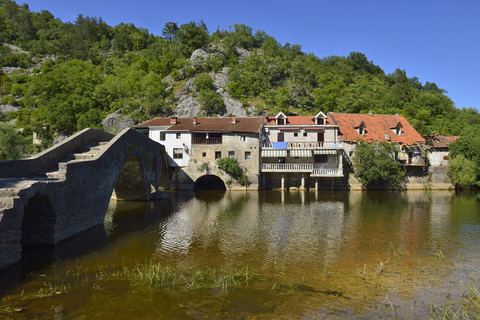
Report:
1,190,480,319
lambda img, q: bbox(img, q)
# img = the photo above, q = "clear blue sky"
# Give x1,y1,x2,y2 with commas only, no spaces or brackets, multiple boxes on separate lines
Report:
17,0,480,110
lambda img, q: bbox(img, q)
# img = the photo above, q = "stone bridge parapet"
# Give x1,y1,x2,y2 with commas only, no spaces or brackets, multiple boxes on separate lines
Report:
0,128,167,271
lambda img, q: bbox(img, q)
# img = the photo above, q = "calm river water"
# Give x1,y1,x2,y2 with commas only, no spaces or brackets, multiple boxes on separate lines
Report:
1,190,480,319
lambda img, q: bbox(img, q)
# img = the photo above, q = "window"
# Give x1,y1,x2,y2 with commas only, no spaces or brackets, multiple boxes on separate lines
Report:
173,148,183,159
245,151,251,160
240,135,246,142
202,152,206,158
277,118,285,125
395,127,402,135
314,155,328,163
294,132,298,137
228,151,235,158
160,131,166,141
303,132,307,137
215,151,221,159
176,133,181,139
358,127,365,135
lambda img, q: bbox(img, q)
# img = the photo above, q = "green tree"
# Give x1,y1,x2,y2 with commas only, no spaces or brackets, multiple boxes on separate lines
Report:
448,131,480,188
161,22,179,47
177,21,209,57
448,155,477,189
198,90,225,116
0,122,28,160
352,141,405,189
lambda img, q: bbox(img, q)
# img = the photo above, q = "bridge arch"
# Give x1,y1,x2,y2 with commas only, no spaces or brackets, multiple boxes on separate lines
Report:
194,175,227,190
21,193,56,245
112,155,148,201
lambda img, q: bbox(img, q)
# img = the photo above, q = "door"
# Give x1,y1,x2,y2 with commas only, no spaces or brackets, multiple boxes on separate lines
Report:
317,131,324,146
277,132,284,142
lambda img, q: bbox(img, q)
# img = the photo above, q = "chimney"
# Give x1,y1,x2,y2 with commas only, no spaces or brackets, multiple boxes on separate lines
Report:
263,108,269,123
232,115,237,124
170,117,177,125
193,117,197,125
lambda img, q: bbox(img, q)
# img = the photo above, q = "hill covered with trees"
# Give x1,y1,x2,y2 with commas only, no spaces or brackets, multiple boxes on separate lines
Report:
1,0,479,153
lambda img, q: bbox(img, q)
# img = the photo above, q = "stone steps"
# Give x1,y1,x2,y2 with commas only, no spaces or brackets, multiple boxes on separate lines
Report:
41,140,110,180
0,197,16,209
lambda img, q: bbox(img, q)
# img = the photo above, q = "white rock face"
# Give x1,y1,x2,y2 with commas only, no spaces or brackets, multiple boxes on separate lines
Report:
174,96,202,117
102,111,135,134
190,49,210,66
210,67,229,89
0,105,20,117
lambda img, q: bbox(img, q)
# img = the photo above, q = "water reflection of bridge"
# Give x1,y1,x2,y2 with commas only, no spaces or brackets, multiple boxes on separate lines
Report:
0,128,168,271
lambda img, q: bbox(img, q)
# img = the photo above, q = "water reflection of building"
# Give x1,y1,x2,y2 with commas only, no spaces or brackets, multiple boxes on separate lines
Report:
154,191,349,272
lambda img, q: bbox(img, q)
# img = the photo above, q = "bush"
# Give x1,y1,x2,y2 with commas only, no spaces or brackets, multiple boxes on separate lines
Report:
0,122,29,160
217,157,250,186
352,141,405,189
448,155,477,189
217,157,243,176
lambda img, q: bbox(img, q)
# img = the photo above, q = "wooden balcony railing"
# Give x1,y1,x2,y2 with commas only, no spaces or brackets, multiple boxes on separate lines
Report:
261,163,313,172
192,138,222,144
262,141,343,149
311,168,343,177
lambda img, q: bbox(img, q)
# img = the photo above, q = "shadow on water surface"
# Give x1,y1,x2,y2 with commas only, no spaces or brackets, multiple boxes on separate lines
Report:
0,198,172,294
194,189,226,202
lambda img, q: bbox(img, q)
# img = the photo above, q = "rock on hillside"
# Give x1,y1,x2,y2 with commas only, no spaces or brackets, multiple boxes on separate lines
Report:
102,111,135,134
170,43,257,118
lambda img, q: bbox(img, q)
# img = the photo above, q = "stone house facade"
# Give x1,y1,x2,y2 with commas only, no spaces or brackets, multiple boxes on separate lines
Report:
135,111,429,191
261,110,345,190
425,135,459,166
134,116,263,190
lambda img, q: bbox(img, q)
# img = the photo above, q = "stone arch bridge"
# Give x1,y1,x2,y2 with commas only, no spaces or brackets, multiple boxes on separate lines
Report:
0,128,168,271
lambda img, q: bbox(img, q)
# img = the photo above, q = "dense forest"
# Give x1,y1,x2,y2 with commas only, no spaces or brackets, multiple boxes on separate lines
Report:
1,0,480,152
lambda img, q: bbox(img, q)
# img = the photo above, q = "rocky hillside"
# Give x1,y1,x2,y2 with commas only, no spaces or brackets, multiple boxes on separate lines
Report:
1,0,479,148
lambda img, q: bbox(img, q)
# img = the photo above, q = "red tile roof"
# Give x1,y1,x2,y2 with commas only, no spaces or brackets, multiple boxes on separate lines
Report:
425,135,459,148
264,115,335,126
135,117,263,133
329,112,425,146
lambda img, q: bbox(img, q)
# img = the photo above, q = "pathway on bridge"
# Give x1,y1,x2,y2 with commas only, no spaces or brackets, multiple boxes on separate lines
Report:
0,141,110,212
0,128,167,272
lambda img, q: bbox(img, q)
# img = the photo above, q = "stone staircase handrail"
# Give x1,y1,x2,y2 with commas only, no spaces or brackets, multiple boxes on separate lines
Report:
0,128,113,178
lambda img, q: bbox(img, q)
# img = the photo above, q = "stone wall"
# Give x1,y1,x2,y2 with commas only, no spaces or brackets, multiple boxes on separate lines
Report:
0,128,167,271
0,128,113,178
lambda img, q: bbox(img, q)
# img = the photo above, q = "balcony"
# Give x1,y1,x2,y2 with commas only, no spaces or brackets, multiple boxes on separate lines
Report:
262,141,343,149
311,168,343,177
261,163,313,172
261,164,344,177
192,138,222,144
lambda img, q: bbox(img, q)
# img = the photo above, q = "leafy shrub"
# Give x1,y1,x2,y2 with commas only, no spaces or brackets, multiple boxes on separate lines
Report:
0,122,29,160
352,141,405,189
217,157,250,186
448,155,477,189
217,157,243,176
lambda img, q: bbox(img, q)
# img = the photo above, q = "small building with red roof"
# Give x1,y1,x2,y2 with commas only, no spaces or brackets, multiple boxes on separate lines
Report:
424,135,459,166
329,112,426,166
